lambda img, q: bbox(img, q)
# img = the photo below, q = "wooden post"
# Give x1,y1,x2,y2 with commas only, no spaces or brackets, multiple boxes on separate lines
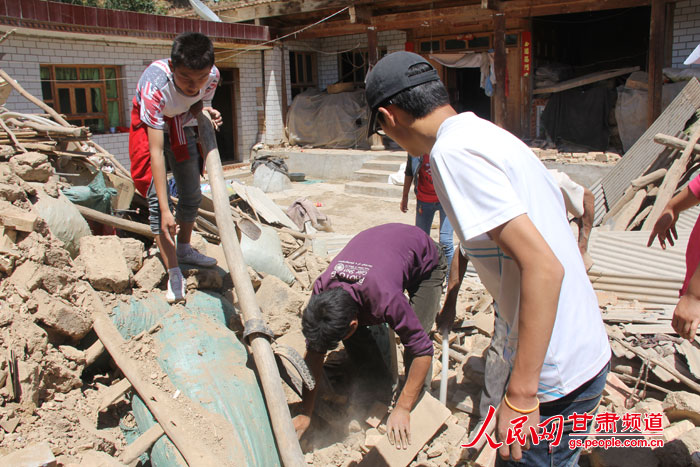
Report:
493,12,506,127
647,0,666,126
196,112,306,467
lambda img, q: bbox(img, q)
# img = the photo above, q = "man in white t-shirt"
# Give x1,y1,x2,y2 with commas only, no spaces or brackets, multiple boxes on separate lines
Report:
365,51,610,466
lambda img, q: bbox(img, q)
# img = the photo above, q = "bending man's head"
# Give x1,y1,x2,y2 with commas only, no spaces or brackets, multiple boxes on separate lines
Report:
302,288,360,354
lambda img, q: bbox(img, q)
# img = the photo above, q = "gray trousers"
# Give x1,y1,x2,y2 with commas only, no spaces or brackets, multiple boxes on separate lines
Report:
147,128,202,234
479,313,510,421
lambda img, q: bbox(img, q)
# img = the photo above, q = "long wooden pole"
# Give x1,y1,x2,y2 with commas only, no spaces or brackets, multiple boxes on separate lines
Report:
196,112,305,467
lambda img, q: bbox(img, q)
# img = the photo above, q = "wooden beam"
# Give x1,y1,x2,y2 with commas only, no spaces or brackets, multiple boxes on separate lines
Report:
216,0,350,23
280,0,650,39
482,0,501,10
532,66,640,95
493,13,506,127
648,0,666,126
350,5,372,25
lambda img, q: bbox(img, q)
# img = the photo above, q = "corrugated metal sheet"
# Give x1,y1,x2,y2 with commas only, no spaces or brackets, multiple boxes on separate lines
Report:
593,78,700,225
587,228,690,306
677,204,700,231
588,229,688,278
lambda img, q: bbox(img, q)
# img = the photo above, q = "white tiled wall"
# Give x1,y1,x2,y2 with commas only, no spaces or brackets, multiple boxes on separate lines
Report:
673,0,700,67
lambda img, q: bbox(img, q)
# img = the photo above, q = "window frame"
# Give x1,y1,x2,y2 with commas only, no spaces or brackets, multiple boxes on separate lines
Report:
40,64,122,134
289,51,318,99
337,48,387,86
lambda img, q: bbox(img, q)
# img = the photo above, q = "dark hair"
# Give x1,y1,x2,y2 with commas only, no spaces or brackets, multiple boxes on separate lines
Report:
377,62,449,123
171,32,215,70
302,288,360,354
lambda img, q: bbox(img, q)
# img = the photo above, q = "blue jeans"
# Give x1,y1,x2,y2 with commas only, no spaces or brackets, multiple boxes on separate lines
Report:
495,361,610,467
415,200,454,276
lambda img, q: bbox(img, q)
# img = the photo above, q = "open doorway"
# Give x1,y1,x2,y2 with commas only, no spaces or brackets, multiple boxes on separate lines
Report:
445,67,491,121
211,68,238,163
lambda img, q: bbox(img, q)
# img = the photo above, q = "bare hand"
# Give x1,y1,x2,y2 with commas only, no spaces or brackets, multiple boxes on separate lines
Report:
673,293,700,340
203,106,223,130
386,406,411,450
400,196,408,213
496,396,539,462
161,210,178,245
435,302,456,333
292,414,311,439
647,208,678,249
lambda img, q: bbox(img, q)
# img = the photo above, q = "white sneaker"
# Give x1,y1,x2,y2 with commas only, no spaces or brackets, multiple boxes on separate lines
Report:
166,275,186,304
177,247,217,267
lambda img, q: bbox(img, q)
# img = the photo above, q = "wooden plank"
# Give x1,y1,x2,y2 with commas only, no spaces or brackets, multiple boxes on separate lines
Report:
230,181,299,231
533,66,639,95
654,133,700,155
358,392,450,467
630,168,667,188
643,123,700,230
98,378,132,412
624,323,676,335
612,188,647,231
120,424,165,465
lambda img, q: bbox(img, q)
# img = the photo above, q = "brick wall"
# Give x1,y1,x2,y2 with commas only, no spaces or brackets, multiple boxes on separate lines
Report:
2,32,263,165
672,0,700,67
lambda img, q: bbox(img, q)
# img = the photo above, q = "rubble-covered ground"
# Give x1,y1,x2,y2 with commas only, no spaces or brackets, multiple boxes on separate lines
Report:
1,146,700,467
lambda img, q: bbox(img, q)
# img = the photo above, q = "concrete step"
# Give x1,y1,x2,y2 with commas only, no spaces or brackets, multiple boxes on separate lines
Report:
344,181,405,198
373,153,407,162
362,159,404,171
353,168,396,183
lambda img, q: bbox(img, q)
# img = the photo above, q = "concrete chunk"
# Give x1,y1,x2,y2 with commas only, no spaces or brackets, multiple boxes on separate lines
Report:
0,441,56,466
663,391,700,425
119,238,144,273
79,236,130,293
9,152,53,182
654,426,700,467
133,255,166,290
34,289,93,340
255,275,307,337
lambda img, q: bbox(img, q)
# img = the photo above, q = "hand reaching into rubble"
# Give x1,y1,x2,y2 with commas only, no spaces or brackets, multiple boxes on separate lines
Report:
292,414,311,439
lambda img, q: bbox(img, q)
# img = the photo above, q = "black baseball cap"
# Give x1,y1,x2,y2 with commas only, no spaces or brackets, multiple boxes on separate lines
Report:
365,51,440,138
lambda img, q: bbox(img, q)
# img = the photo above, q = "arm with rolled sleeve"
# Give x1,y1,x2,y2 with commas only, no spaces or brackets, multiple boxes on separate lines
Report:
383,294,433,449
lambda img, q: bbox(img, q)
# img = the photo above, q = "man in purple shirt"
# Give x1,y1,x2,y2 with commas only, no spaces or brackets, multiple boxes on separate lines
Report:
292,223,447,450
